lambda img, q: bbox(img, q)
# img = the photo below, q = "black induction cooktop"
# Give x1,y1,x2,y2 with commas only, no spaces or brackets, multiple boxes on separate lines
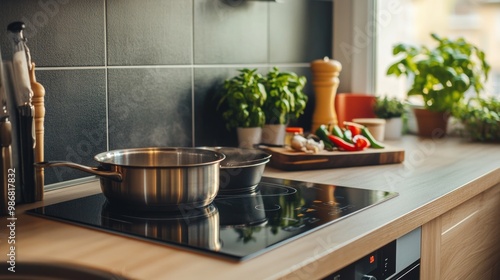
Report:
28,177,398,261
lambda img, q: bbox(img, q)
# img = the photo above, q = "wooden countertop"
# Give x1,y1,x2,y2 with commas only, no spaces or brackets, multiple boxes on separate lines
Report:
4,136,500,279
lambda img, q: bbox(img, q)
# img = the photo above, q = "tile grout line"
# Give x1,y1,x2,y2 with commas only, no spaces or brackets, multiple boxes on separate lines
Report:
191,0,196,147
267,1,271,67
103,0,110,152
35,63,311,71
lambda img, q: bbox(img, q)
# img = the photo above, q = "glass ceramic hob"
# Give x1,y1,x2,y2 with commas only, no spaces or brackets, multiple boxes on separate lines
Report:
28,177,398,261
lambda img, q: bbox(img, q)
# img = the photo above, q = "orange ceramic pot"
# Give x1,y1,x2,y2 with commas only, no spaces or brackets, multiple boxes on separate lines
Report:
335,93,376,128
413,108,450,138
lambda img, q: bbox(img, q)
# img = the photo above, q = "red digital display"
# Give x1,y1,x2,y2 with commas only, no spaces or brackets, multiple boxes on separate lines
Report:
369,255,375,264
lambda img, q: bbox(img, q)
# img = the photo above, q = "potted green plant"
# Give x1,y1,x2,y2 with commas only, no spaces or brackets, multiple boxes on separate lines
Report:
373,96,406,139
216,68,267,148
386,33,490,138
454,97,500,142
261,67,308,145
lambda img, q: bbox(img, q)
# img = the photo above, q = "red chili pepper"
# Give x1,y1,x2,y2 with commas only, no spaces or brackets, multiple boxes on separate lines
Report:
344,121,364,136
352,134,370,150
328,134,370,151
328,135,358,151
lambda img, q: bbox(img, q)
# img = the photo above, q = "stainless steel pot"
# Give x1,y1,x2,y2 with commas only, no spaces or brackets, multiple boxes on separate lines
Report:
215,147,271,193
36,147,225,211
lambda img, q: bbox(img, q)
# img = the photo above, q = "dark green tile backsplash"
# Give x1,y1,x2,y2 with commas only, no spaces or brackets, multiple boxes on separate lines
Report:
0,0,332,185
107,0,193,65
107,67,193,150
0,0,105,66
37,69,108,183
194,1,268,64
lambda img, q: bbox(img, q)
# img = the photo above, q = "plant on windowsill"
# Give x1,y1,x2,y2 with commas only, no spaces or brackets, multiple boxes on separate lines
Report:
216,68,267,148
386,33,490,138
261,67,308,146
373,96,407,139
454,97,500,142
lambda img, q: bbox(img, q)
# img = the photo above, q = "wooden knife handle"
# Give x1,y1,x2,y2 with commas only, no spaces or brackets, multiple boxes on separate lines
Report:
29,63,44,201
0,120,12,215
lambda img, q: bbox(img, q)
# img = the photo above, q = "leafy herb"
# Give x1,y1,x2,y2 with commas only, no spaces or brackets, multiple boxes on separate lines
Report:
216,68,267,130
386,33,490,114
217,67,308,129
373,96,406,119
454,97,500,142
263,67,307,125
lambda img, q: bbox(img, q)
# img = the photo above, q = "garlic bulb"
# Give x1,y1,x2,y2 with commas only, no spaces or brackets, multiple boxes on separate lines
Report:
290,135,324,154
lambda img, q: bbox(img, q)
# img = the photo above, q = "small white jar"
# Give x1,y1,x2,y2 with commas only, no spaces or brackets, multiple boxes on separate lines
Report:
352,118,386,142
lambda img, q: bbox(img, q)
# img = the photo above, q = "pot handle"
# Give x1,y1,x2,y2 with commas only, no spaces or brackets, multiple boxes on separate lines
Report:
35,161,123,182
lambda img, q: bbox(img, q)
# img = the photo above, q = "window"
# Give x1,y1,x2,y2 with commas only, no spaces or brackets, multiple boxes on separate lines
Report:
376,0,500,99
334,0,500,98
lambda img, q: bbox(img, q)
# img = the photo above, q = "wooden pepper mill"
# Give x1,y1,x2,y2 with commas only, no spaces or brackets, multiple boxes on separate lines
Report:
29,63,45,201
310,57,342,133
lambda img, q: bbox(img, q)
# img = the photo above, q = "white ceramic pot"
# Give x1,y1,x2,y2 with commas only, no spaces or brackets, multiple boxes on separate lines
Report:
352,118,386,142
261,124,286,146
237,127,262,148
384,117,403,140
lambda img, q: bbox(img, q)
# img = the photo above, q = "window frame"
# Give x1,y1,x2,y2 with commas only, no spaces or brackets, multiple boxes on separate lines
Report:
333,0,377,94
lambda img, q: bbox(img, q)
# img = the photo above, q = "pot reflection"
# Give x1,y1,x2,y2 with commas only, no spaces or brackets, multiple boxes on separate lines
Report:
215,190,267,226
100,203,221,251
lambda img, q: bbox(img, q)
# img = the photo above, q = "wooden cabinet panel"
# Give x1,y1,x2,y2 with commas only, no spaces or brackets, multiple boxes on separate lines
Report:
421,217,441,280
421,184,500,280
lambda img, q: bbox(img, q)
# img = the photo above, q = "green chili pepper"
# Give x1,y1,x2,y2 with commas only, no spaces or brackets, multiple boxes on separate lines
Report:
342,128,353,143
331,124,354,143
315,125,335,150
331,125,348,141
361,127,385,149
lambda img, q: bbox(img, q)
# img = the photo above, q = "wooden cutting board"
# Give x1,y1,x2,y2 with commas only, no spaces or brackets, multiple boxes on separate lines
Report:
261,146,405,171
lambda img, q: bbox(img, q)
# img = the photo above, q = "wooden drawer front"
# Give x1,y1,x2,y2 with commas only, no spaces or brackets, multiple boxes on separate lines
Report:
421,184,500,280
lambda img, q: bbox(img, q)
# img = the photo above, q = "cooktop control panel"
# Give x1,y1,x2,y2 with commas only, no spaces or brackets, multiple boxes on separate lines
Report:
324,227,421,280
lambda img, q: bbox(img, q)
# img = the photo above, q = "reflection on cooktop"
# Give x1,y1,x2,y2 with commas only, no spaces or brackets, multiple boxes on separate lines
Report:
28,177,398,261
